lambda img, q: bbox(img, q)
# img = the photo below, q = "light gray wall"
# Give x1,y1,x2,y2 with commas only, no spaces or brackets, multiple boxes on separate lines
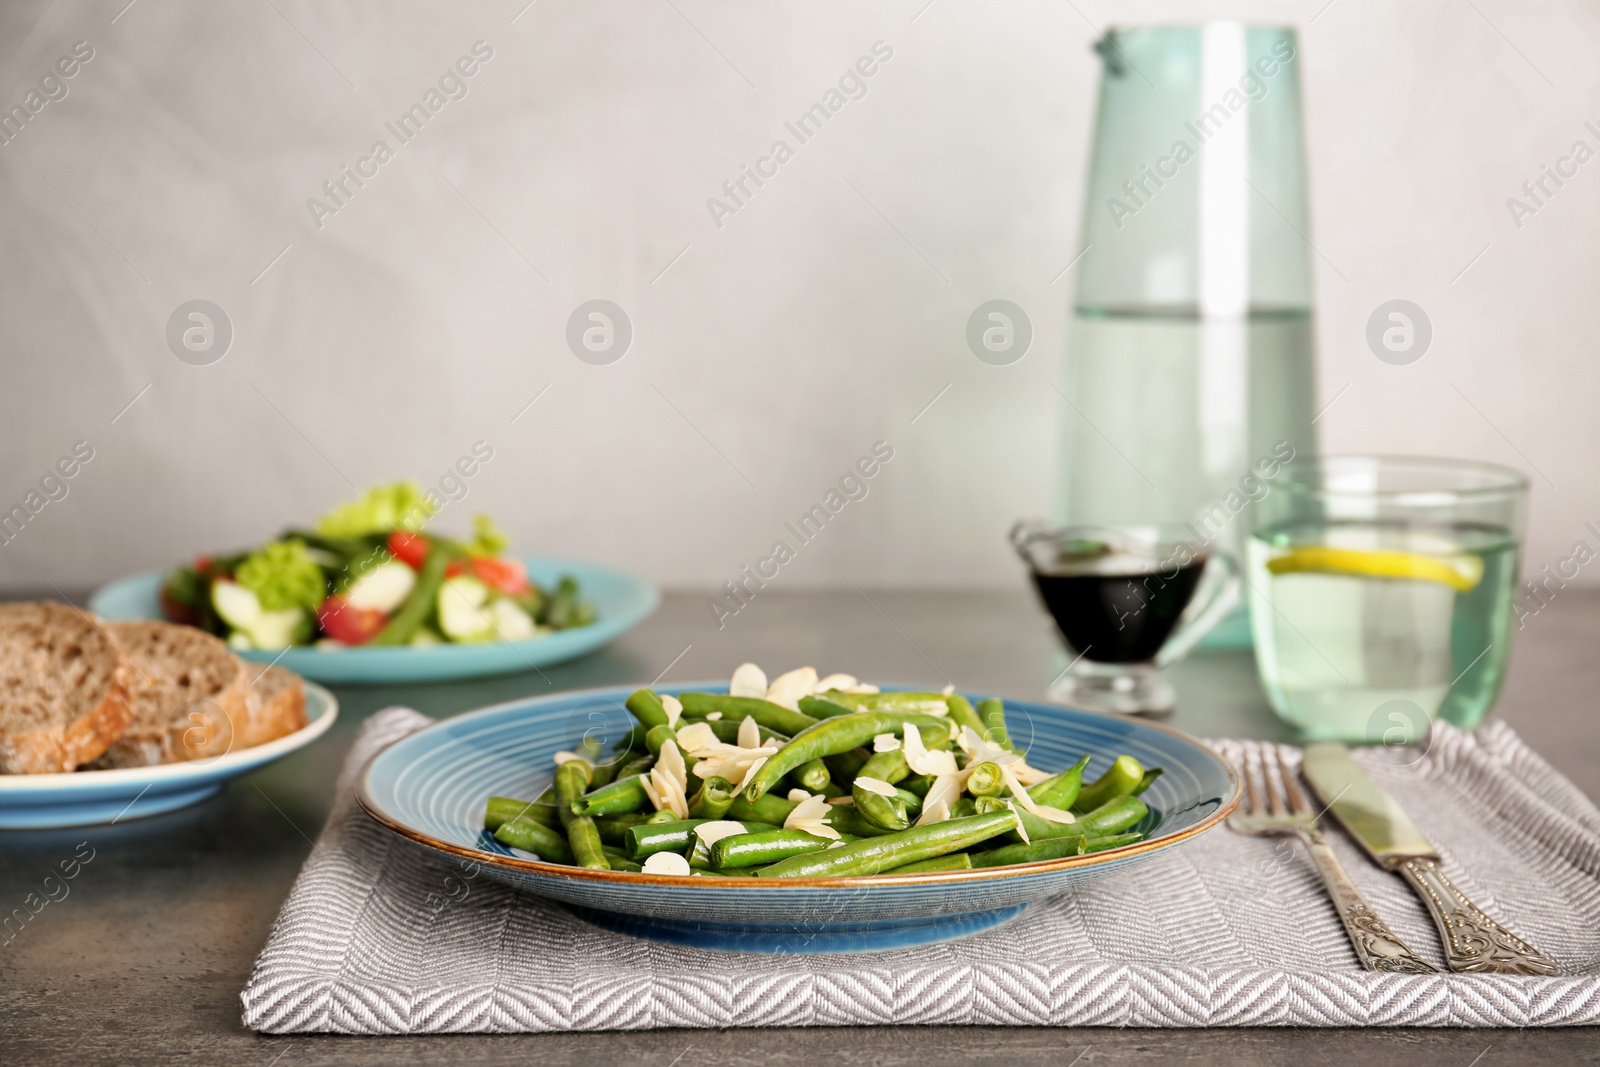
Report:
1,0,1597,595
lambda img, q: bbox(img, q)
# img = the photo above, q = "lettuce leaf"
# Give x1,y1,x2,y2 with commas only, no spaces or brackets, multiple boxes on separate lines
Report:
235,539,327,612
316,481,436,538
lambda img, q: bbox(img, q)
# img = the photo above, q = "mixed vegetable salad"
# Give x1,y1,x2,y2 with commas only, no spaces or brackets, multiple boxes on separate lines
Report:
160,482,595,651
484,664,1163,877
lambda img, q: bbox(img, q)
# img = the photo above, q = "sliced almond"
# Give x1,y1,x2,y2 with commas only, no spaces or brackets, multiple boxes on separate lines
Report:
642,852,692,876
854,775,898,798
872,733,901,753
660,694,683,728
765,666,819,710
729,662,768,698
736,715,761,750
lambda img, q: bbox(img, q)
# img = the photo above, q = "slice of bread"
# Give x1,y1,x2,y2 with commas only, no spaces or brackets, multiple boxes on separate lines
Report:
241,663,307,747
92,620,253,768
0,602,134,773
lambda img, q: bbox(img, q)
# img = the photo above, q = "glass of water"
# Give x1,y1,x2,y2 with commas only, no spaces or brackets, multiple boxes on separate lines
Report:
1247,456,1527,742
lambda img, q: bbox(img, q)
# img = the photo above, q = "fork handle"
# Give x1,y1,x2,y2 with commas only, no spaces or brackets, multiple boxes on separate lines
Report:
1298,828,1438,973
1393,857,1558,975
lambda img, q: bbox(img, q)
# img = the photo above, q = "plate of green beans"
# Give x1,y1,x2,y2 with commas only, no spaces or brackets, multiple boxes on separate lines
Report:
357,667,1240,953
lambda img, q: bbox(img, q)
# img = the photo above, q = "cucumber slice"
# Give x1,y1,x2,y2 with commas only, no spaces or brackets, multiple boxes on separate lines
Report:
247,607,309,650
212,580,262,630
438,576,492,641
489,598,536,641
344,561,416,613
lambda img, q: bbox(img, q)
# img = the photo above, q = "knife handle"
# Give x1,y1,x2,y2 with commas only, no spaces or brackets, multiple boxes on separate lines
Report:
1299,828,1438,973
1395,857,1558,975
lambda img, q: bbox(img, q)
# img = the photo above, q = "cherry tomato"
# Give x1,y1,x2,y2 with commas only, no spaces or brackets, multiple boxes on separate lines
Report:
317,595,387,645
386,531,429,570
470,556,531,595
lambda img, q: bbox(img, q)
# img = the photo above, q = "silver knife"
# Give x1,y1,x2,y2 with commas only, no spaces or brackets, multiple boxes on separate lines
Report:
1300,742,1557,976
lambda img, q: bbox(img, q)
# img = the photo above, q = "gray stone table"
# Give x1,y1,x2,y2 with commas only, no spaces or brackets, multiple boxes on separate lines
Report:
3,588,1598,1065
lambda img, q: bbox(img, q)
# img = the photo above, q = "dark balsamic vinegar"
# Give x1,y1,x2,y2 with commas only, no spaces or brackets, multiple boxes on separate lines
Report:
1031,558,1206,664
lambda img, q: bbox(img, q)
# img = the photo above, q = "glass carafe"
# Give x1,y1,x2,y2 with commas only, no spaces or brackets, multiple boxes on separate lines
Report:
1060,24,1318,649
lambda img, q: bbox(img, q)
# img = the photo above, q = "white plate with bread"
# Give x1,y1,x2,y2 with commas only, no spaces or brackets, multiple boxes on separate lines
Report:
0,603,337,828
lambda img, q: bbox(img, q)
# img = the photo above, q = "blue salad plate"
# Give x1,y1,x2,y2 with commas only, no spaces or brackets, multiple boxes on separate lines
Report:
0,683,337,829
87,556,658,684
356,684,1240,953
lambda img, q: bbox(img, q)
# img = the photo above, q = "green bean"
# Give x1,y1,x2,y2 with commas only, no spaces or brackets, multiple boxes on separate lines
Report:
594,812,653,845
852,780,910,831
756,811,1018,878
645,809,679,825
823,747,871,784
1076,795,1149,836
812,691,951,715
370,542,452,645
886,853,972,874
950,797,977,819
823,804,894,838
1133,767,1164,796
710,829,836,868
977,698,1011,750
616,752,656,780
607,855,644,873
575,774,650,816
700,718,789,746
624,723,649,750
624,819,775,861
899,773,936,798
818,782,845,799
625,688,671,730
689,776,737,819
965,761,1004,797
677,693,818,735
974,795,1080,844
797,695,856,718
895,787,923,817
484,794,559,832
644,724,677,756
742,712,950,801
555,760,609,869
493,816,575,862
795,758,831,793
969,831,1143,868
1028,754,1092,809
942,693,988,741
579,738,620,788
857,748,909,786
727,793,796,825
1074,755,1144,812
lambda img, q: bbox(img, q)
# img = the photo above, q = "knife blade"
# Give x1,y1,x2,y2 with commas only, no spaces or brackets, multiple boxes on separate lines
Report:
1300,741,1557,976
1300,741,1434,862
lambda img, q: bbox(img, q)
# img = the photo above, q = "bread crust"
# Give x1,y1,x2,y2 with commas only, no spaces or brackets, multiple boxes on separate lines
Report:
242,664,307,747
0,602,135,774
96,621,254,767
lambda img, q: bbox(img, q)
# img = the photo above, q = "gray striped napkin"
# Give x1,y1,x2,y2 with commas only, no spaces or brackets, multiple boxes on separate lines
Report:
241,707,1600,1032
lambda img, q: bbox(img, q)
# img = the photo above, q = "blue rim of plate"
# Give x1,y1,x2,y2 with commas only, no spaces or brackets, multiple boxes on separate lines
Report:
354,684,1241,889
86,555,659,683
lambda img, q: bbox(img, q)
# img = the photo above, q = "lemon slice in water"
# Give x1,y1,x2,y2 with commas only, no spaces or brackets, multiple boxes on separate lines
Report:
1265,545,1483,591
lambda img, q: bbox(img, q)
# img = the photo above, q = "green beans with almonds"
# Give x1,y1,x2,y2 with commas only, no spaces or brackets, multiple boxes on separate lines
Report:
555,760,609,869
1074,755,1144,812
823,747,871,784
709,829,836,868
974,795,1080,844
894,787,923,817
808,691,950,714
899,773,935,798
615,752,656,780
1134,767,1164,796
677,693,817,735
1028,754,1092,809
727,793,796,826
797,695,856,718
822,803,894,838
742,712,950,801
757,811,1019,878
700,718,789,746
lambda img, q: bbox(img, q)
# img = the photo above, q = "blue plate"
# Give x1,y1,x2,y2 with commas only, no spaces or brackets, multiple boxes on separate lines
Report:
0,683,338,829
87,556,659,684
357,684,1240,953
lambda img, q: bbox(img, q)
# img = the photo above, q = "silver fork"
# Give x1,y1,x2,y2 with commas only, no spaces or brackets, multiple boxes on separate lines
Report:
1229,745,1438,973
